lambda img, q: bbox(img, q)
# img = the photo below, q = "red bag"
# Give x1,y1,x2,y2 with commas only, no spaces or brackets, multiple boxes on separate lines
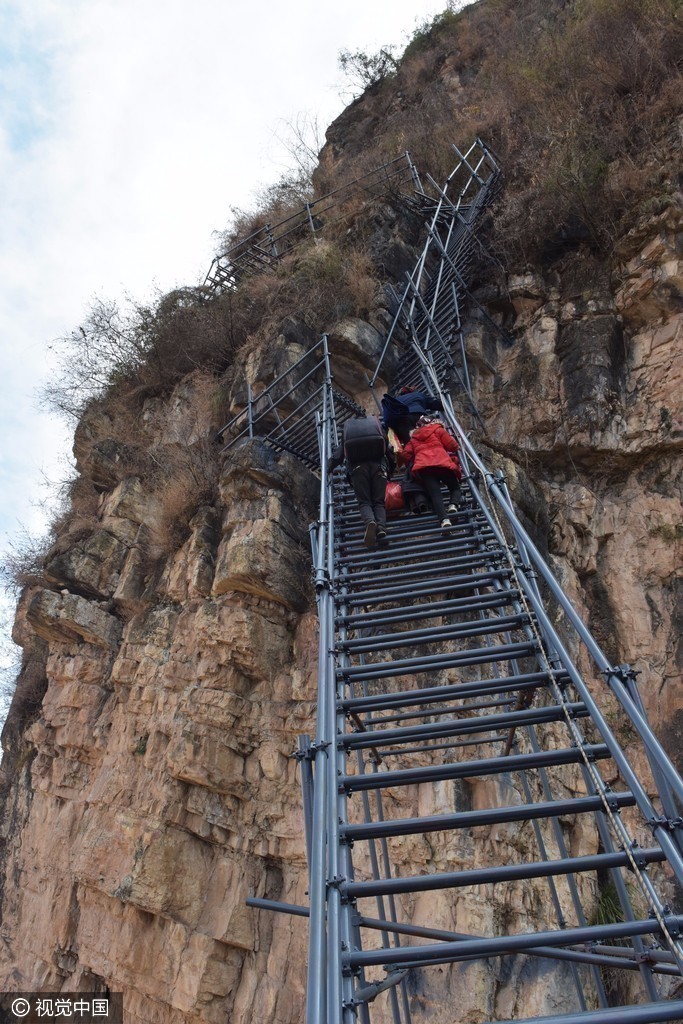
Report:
385,480,404,512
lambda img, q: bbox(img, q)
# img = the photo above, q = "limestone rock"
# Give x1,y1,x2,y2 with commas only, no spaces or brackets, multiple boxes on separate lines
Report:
27,590,123,649
555,314,625,432
44,529,130,599
101,478,151,526
327,316,386,394
76,438,136,490
112,544,148,615
213,440,316,611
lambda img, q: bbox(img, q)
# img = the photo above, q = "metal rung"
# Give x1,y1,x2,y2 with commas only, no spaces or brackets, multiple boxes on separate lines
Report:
338,743,610,793
340,701,588,751
339,669,560,714
341,792,636,842
367,696,517,726
336,590,520,628
335,551,506,590
338,518,485,540
338,568,512,607
489,1001,683,1024
339,612,532,655
380,733,508,757
337,638,539,681
336,529,493,567
344,909,679,969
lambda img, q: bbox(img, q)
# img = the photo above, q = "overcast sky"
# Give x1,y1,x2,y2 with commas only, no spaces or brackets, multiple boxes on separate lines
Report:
0,0,463,696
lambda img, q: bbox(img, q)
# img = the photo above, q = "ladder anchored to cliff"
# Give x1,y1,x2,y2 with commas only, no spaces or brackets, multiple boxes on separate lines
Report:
204,152,424,293
240,141,683,1024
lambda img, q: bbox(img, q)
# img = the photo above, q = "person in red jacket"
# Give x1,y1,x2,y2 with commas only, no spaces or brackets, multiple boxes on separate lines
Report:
399,415,463,529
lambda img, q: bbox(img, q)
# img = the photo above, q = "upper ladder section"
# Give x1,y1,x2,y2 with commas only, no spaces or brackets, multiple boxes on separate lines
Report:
204,153,422,294
371,139,501,406
216,334,362,468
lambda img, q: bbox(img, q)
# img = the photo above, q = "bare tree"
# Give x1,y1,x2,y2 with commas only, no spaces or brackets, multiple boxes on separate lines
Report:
338,46,399,95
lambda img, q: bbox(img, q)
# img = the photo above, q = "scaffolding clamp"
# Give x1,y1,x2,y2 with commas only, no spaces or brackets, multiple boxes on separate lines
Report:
314,570,331,592
648,814,683,834
309,739,331,754
603,664,641,684
603,787,623,814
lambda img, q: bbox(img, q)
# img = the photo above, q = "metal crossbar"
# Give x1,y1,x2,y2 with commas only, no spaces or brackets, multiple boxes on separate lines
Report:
370,139,501,410
217,334,362,467
236,140,683,1023
204,152,423,293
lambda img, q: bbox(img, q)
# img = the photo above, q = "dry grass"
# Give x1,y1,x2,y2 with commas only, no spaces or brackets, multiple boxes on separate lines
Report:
0,531,51,594
44,289,239,421
142,439,220,559
466,0,683,258
224,239,379,345
315,0,682,263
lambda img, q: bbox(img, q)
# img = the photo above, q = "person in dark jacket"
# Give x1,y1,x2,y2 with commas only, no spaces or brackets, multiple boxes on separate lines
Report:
328,415,391,548
398,415,462,529
381,390,443,445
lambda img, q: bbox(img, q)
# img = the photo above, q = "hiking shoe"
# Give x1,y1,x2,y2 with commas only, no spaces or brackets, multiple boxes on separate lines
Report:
446,504,459,514
440,518,453,530
364,521,377,548
376,526,389,546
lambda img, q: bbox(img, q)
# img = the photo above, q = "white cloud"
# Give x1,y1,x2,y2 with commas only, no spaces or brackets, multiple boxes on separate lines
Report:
0,0,463,701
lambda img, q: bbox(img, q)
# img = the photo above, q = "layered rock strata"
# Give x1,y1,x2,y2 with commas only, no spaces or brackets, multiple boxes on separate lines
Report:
0,66,681,1024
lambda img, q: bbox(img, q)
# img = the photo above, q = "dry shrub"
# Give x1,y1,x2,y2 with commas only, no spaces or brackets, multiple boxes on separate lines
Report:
342,250,378,316
141,288,237,383
312,0,682,264
44,288,239,421
142,438,220,559
216,169,315,257
288,242,377,327
222,240,378,345
476,0,683,257
0,531,51,594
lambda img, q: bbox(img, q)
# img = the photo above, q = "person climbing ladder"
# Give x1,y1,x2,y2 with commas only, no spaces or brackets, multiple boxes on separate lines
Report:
398,414,463,529
328,414,392,548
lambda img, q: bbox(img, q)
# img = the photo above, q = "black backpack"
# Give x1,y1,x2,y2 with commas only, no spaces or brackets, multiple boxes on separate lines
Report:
343,416,386,464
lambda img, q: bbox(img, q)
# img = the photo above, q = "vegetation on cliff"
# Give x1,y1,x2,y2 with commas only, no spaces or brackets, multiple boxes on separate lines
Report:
0,1,680,1019
3,0,681,734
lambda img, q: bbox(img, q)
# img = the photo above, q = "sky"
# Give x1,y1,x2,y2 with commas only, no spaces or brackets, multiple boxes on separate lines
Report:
0,0,465,704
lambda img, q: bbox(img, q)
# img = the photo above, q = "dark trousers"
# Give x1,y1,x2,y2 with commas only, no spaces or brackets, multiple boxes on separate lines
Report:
418,470,461,520
350,462,387,528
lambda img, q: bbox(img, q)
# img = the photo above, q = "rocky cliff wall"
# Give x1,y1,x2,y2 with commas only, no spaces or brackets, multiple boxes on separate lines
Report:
0,194,679,1022
1,3,681,1021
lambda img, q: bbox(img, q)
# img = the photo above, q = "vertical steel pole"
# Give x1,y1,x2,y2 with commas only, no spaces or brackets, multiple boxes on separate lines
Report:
298,734,314,873
306,391,331,1024
620,668,683,849
406,149,423,192
306,203,319,245
246,381,254,438
266,223,278,258
325,448,344,1024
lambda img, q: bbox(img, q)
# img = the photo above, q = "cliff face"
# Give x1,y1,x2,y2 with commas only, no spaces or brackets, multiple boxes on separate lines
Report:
1,2,682,1021
472,210,682,762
